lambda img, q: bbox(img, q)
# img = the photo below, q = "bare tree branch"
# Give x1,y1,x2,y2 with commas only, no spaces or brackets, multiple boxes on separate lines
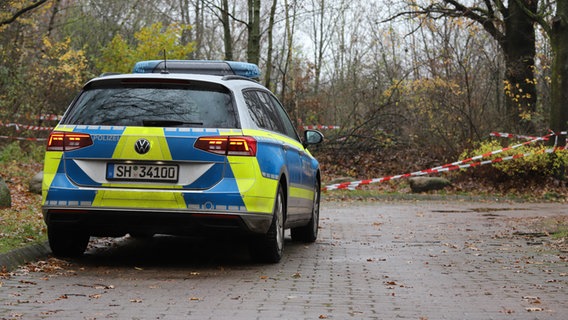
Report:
513,0,552,36
381,1,505,46
0,0,50,26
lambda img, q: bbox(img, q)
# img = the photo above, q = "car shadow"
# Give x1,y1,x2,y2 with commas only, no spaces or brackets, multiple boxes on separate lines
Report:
72,233,302,269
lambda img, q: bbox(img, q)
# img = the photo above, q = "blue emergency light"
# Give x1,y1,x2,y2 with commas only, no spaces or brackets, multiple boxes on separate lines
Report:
133,60,261,79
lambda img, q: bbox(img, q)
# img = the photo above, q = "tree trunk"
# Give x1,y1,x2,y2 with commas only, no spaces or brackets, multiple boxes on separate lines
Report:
221,0,233,61
247,0,261,64
179,0,193,59
502,0,538,134
550,1,568,146
47,0,61,37
194,0,204,59
312,0,326,94
281,0,296,114
264,0,278,88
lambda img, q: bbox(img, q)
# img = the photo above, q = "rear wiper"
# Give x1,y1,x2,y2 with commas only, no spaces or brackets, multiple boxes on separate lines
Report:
142,119,204,127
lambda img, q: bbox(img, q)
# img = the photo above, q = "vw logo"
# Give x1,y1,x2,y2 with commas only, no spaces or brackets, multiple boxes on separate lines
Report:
134,139,151,154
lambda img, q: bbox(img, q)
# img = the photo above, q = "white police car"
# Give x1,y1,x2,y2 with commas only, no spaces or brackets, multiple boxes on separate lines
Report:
42,60,323,263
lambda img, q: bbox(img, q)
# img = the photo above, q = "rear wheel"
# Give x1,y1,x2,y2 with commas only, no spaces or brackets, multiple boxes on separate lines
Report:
291,180,320,242
250,185,285,263
48,226,89,258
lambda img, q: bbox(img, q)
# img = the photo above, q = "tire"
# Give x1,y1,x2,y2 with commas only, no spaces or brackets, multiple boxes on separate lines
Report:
250,185,285,263
129,232,155,239
48,226,90,258
291,180,320,243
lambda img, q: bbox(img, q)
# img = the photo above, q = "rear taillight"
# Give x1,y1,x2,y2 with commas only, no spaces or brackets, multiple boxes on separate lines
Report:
47,132,93,151
195,136,257,156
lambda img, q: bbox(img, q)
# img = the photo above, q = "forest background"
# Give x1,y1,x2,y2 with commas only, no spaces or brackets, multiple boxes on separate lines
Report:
1,0,568,198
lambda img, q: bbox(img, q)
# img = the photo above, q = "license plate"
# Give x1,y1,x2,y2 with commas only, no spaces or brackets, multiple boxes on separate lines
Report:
107,163,179,182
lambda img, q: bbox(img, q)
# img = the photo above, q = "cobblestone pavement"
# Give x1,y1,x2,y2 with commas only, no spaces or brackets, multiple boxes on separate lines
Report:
1,201,567,320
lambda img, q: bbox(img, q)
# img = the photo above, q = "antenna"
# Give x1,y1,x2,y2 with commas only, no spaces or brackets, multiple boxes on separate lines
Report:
161,49,169,74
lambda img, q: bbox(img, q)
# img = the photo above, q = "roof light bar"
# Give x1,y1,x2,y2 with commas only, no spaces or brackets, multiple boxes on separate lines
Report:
132,60,261,79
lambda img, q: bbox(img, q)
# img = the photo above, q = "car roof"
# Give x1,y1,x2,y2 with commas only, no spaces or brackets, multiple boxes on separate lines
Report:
85,72,267,92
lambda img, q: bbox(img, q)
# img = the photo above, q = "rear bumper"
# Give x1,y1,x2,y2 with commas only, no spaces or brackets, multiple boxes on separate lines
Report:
43,207,273,237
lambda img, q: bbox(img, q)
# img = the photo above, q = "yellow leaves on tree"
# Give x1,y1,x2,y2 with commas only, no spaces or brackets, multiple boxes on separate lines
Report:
19,36,91,115
97,23,194,73
40,37,89,90
503,79,537,121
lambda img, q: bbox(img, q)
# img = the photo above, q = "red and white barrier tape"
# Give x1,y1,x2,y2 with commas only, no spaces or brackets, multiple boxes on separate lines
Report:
37,114,62,121
429,133,552,171
491,131,567,141
0,122,54,131
303,125,340,130
323,131,565,191
490,132,541,140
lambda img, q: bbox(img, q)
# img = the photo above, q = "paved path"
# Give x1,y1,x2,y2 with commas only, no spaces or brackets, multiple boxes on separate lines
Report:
1,201,567,319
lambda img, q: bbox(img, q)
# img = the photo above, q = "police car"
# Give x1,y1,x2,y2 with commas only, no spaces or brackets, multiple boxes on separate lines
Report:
42,60,323,263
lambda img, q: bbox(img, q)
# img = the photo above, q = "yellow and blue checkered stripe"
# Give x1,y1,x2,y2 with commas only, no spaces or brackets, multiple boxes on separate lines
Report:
42,125,316,215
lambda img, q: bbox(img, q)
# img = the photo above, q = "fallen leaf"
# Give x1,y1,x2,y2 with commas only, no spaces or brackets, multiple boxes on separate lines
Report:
522,296,540,300
526,307,543,312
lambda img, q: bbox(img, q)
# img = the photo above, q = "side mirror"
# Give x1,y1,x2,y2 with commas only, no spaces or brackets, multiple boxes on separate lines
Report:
303,130,324,148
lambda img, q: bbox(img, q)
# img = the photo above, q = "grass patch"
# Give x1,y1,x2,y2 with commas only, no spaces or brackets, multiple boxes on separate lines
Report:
550,222,568,240
0,141,46,254
551,228,568,240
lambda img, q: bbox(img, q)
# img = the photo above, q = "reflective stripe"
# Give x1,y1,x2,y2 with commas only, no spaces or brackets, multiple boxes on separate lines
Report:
42,125,75,205
92,127,186,208
110,127,172,160
41,151,63,205
94,190,186,209
227,156,276,214
290,185,314,201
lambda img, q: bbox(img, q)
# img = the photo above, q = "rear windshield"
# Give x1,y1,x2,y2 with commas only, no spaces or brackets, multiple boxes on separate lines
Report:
62,81,238,128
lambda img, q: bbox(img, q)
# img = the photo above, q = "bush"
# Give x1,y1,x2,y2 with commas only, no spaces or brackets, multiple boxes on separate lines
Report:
460,139,567,178
0,141,45,163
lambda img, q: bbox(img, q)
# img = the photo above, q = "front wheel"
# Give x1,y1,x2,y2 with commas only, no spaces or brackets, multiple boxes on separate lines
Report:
48,226,90,258
250,185,285,263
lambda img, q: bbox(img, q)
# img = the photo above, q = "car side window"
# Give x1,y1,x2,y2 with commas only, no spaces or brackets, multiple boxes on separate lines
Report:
268,95,300,141
243,90,300,141
243,90,282,133
256,92,290,134
243,90,269,130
